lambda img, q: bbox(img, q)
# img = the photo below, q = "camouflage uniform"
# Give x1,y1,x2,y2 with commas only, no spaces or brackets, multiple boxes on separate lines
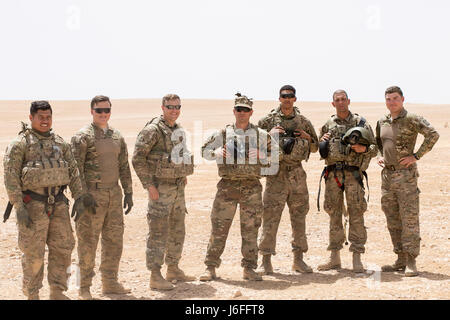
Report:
3,124,83,298
71,123,132,288
319,112,377,253
132,116,193,270
258,106,318,256
201,122,274,270
376,109,439,257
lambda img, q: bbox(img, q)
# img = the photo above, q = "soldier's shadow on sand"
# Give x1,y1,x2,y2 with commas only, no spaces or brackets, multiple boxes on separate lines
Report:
214,268,367,290
378,270,450,283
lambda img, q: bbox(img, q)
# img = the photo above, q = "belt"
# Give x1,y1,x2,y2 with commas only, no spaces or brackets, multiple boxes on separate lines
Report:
384,164,407,171
280,163,302,171
87,181,118,189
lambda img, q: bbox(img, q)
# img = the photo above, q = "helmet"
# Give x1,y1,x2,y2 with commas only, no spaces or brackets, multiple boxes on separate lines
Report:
342,127,371,146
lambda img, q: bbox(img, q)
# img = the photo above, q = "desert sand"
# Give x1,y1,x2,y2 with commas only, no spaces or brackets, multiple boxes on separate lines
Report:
0,98,449,300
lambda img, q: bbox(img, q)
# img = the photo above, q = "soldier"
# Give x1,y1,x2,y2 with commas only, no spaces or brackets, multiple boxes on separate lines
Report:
3,101,95,300
377,86,439,277
317,90,377,273
132,94,195,291
199,93,277,282
257,85,318,275
71,95,133,299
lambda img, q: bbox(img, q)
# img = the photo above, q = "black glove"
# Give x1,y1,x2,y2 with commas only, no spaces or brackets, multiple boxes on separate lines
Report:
16,204,32,228
123,193,133,215
71,193,97,221
71,197,85,221
82,193,97,215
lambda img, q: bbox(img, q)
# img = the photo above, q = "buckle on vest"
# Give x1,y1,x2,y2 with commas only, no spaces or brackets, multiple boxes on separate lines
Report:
335,162,345,170
47,195,55,205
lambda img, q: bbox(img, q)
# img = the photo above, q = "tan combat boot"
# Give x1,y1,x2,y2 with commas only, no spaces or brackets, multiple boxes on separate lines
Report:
199,266,217,282
352,252,365,273
49,287,70,300
102,280,131,295
292,251,313,273
259,255,273,275
243,268,263,281
150,267,174,290
381,253,407,272
318,250,341,271
78,287,93,300
404,254,418,277
166,264,196,282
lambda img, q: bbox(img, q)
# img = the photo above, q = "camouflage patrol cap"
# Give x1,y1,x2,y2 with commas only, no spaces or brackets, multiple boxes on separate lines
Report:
234,92,253,109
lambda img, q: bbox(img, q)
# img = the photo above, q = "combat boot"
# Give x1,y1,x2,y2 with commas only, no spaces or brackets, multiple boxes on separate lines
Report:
166,264,196,282
352,252,365,273
199,266,217,282
150,267,174,290
49,287,70,300
243,268,263,281
317,250,341,271
404,254,418,277
259,255,273,275
292,251,313,273
102,280,131,295
78,287,93,300
381,253,407,272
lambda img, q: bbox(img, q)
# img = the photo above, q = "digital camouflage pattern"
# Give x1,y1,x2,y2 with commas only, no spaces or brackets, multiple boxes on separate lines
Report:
320,112,377,170
376,109,440,163
71,123,132,287
145,178,187,269
70,123,132,194
201,123,276,179
204,178,262,269
234,92,253,109
257,106,318,256
132,116,191,270
202,122,269,269
3,123,82,297
132,116,193,188
258,106,318,164
377,109,439,258
319,111,377,253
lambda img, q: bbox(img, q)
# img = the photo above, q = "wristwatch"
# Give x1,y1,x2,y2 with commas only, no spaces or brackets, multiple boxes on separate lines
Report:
413,153,419,160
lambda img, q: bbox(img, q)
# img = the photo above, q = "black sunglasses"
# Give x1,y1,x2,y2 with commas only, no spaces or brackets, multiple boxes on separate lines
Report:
164,104,181,110
280,93,296,99
93,108,111,114
234,106,252,113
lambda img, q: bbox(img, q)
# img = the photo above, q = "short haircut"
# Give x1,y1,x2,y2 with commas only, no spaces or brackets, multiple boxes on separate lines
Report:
385,86,403,97
332,89,349,101
162,94,180,106
30,101,52,116
279,85,296,96
91,95,112,109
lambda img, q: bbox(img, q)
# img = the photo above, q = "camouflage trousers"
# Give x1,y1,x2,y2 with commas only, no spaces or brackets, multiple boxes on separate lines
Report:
323,169,367,253
259,165,309,256
381,167,421,257
205,178,263,269
75,184,124,287
18,198,75,297
146,178,186,270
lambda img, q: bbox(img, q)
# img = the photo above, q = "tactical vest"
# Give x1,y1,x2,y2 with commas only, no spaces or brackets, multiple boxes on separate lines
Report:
146,118,194,178
21,129,71,191
217,125,267,179
267,107,310,162
80,125,121,184
324,114,371,171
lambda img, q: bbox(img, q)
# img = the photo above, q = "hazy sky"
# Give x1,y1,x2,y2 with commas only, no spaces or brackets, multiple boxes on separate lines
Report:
0,0,449,104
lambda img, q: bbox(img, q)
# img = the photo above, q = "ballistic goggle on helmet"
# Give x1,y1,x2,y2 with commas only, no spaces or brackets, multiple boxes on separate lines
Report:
342,127,371,146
